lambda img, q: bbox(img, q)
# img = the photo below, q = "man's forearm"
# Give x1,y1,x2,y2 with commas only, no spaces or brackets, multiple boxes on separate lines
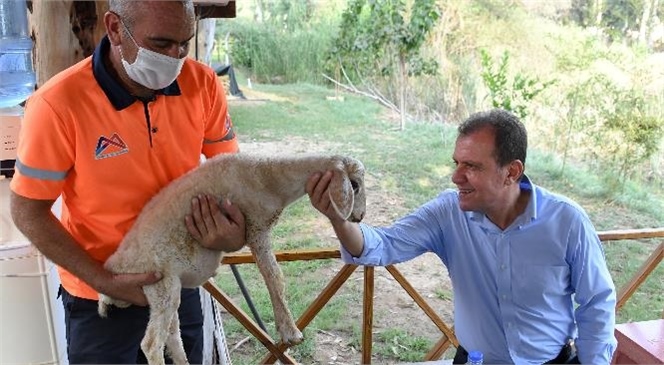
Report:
331,220,364,257
10,193,110,291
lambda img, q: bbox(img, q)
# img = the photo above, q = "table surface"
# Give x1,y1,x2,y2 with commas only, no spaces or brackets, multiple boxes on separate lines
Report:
615,319,664,363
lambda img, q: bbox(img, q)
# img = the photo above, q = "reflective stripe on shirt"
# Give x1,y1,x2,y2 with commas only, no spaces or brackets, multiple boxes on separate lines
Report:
15,158,68,181
204,126,235,143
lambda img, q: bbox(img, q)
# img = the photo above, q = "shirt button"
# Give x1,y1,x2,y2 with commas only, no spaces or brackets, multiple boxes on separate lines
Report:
502,294,507,300
500,264,506,270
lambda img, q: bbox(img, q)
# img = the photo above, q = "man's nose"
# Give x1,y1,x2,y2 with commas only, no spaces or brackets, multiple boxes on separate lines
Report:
166,45,187,59
451,168,464,185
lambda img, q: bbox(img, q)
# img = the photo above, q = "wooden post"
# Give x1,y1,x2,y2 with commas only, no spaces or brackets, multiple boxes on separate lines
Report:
27,0,107,86
362,266,375,365
188,18,216,65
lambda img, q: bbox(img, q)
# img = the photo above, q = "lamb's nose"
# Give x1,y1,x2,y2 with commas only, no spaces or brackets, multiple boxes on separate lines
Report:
350,212,365,223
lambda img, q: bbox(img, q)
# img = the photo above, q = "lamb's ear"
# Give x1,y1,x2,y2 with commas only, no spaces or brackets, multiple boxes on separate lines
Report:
328,168,354,220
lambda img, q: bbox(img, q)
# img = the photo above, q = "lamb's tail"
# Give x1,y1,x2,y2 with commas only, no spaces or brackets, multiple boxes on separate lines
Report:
98,294,110,318
97,294,131,318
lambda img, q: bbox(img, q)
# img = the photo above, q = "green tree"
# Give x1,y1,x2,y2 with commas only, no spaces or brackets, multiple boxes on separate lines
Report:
251,0,315,30
479,49,554,121
566,0,664,46
597,90,664,189
328,0,440,130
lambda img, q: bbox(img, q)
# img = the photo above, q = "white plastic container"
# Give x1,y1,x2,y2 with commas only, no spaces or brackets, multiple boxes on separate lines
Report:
0,105,22,161
0,178,68,364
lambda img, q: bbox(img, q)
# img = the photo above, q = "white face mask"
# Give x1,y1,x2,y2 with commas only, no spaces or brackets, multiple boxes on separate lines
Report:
119,22,185,90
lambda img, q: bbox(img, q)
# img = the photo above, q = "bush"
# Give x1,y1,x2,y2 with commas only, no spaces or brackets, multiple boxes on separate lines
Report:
218,20,336,84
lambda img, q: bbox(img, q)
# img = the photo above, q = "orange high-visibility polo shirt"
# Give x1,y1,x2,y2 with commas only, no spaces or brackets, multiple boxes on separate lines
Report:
10,36,239,300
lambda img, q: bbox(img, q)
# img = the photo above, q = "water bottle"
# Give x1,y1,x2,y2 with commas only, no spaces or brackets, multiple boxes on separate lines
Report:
0,0,36,108
467,350,483,365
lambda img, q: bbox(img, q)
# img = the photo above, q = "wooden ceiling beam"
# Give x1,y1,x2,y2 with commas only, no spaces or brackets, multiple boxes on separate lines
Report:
194,0,236,19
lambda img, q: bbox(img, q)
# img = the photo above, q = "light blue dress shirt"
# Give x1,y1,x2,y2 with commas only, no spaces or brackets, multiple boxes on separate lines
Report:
341,176,617,364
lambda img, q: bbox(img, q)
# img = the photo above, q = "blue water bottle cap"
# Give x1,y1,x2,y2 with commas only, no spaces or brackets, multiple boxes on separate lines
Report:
468,350,483,363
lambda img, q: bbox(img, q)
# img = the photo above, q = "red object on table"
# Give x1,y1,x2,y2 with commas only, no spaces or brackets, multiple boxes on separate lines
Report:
612,319,664,364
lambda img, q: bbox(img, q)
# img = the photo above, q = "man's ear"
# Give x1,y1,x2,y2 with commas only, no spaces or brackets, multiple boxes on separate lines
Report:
105,11,123,46
506,160,524,185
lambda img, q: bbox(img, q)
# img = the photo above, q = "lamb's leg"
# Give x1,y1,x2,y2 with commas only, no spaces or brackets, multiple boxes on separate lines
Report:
141,276,186,365
249,230,303,345
164,302,188,365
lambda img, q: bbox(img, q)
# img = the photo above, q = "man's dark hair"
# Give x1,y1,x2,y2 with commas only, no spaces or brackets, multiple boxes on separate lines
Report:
458,109,527,167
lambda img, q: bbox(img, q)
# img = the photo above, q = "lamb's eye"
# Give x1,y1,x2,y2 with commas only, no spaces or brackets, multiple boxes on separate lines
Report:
350,180,360,193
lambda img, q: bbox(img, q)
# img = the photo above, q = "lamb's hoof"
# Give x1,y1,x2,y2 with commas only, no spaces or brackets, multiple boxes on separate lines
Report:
280,328,304,346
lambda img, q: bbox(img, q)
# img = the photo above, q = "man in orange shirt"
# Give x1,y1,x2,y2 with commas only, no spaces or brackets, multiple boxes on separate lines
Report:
9,1,245,363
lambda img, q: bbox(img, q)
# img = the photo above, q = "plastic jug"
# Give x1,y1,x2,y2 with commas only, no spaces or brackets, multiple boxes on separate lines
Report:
0,0,36,108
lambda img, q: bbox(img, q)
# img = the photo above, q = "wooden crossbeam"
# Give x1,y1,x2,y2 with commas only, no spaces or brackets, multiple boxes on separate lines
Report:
261,264,358,364
386,265,458,347
599,228,664,241
424,331,453,361
221,248,340,265
202,280,297,364
616,242,663,311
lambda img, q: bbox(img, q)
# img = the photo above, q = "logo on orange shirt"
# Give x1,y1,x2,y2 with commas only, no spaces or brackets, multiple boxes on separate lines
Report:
95,133,129,160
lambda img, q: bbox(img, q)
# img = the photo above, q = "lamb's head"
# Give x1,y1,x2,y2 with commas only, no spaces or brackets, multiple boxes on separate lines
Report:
328,156,366,223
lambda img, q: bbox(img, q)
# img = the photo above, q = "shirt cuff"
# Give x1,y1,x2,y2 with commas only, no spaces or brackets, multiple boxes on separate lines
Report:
340,223,381,265
576,337,617,365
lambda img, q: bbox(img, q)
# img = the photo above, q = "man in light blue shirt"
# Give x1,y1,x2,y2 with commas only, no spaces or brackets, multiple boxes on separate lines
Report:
306,109,617,364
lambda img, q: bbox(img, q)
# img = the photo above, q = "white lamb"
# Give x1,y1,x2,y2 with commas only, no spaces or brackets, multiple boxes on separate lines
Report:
97,152,366,365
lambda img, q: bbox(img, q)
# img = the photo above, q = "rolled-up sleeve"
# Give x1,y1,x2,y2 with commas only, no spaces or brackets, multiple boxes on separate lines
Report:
340,199,446,266
569,217,617,364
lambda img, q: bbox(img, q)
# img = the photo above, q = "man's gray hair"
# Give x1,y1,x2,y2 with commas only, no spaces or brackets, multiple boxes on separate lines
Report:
109,0,195,30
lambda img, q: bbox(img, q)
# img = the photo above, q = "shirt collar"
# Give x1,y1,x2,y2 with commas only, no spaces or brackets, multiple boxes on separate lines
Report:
468,174,538,224
92,35,182,111
519,174,537,222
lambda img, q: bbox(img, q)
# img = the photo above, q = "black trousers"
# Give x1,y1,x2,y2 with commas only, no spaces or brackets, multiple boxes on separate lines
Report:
453,343,580,364
60,286,204,364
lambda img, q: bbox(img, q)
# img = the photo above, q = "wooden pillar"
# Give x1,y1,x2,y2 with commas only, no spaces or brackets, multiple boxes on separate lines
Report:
188,18,217,65
27,0,108,87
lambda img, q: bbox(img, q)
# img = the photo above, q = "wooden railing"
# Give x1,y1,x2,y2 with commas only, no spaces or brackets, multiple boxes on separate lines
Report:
599,229,664,312
203,228,664,364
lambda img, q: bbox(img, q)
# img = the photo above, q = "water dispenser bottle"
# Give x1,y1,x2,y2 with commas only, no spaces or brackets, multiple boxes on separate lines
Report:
0,0,36,108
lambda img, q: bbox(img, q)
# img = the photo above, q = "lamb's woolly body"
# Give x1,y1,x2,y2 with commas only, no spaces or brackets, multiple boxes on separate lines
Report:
98,152,366,365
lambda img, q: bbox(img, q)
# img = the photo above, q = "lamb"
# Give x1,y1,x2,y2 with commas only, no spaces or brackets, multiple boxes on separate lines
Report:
97,152,366,365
